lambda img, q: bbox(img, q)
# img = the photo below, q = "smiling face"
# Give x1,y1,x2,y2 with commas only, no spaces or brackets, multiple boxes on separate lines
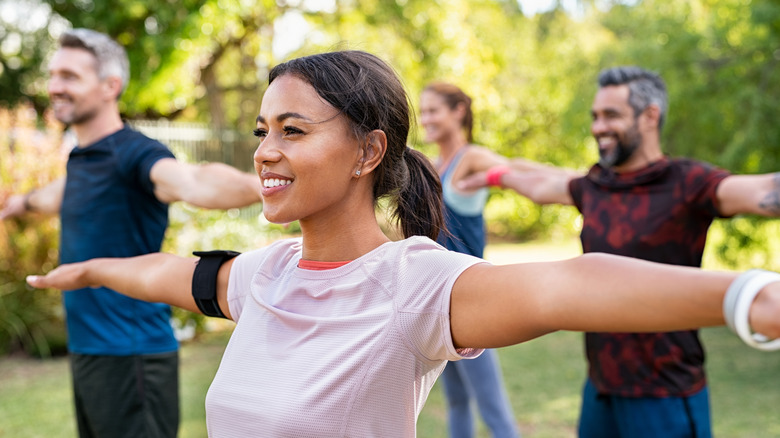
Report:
47,47,112,126
419,90,465,144
590,85,644,169
253,74,363,225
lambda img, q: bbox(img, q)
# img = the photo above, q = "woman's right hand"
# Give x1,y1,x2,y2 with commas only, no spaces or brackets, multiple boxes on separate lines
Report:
27,262,98,291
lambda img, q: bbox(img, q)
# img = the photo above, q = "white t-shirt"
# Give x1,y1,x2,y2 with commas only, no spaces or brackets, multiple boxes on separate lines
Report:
205,236,485,437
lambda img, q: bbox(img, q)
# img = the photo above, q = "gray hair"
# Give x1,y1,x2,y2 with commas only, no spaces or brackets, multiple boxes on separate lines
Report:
598,66,668,132
59,28,130,96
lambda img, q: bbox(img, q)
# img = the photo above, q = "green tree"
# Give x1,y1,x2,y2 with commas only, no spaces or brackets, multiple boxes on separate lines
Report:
589,0,780,270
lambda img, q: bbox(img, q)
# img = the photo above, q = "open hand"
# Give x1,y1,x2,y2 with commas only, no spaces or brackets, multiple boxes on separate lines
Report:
26,262,95,291
456,171,490,191
0,194,26,220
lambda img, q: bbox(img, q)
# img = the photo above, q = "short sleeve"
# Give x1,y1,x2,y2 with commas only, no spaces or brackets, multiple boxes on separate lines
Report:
393,238,487,361
226,239,302,321
679,160,730,218
114,129,175,195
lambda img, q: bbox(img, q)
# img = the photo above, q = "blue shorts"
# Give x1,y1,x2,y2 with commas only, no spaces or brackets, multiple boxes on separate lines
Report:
578,378,712,438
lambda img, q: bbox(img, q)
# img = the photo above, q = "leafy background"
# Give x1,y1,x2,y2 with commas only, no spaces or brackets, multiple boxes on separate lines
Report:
1,0,780,354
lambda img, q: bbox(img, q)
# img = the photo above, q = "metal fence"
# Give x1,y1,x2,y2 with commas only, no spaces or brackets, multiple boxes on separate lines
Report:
131,119,262,218
131,119,258,173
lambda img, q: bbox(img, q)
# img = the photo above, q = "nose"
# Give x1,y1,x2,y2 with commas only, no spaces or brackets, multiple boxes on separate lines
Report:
253,134,282,169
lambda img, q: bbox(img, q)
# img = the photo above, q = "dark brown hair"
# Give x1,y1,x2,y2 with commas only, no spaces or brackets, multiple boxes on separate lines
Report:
268,51,445,240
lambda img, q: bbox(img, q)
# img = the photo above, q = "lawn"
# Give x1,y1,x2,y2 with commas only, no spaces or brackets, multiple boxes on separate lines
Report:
1,239,779,437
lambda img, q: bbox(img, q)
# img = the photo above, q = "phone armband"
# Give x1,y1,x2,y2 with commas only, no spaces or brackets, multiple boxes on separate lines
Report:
191,250,241,319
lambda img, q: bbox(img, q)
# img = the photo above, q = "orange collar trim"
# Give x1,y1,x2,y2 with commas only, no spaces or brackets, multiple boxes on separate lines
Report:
297,259,352,271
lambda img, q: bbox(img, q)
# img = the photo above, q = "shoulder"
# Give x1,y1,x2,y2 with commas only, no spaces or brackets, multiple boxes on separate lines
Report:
670,157,727,173
669,158,731,182
390,236,485,284
115,127,172,155
232,238,302,279
362,236,482,276
114,127,175,172
462,144,499,162
464,144,491,155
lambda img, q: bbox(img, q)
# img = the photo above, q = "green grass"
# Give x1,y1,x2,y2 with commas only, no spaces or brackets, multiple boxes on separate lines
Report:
1,239,779,437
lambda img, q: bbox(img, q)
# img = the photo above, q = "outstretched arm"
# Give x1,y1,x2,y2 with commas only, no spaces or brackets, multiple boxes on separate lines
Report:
717,172,780,217
26,253,235,320
1,177,66,219
150,158,262,209
458,159,580,205
450,253,780,349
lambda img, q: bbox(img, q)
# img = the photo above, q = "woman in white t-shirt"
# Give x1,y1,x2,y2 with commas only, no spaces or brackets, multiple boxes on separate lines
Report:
27,50,780,438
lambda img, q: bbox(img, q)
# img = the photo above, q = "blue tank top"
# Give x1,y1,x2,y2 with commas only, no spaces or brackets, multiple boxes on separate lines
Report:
436,148,489,258
60,126,178,355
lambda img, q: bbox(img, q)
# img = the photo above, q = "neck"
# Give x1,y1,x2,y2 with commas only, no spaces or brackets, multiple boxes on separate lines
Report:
436,132,468,171
73,106,124,147
613,137,664,173
298,188,391,262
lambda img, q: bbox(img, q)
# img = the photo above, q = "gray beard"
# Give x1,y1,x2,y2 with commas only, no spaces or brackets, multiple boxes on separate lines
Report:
597,128,642,168
599,142,638,168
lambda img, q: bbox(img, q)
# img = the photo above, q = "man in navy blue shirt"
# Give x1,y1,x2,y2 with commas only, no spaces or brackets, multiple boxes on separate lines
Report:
1,29,262,438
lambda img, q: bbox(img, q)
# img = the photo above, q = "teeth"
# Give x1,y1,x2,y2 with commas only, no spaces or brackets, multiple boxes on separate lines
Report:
263,178,292,188
598,136,616,148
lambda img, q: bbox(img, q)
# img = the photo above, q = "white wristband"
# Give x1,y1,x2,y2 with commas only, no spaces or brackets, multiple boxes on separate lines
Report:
723,269,780,351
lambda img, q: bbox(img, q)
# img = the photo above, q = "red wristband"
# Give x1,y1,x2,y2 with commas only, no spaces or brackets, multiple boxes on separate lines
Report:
486,166,510,187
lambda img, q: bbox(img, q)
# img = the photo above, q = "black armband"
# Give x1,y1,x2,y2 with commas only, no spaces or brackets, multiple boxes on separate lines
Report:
192,250,241,318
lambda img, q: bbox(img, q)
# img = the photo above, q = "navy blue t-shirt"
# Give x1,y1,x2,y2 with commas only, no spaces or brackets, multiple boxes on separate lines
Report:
61,126,178,355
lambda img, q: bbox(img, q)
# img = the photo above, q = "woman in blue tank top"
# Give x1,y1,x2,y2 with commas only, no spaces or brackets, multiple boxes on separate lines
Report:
420,82,520,438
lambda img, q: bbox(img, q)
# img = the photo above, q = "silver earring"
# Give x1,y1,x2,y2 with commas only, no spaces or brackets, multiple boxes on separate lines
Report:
355,170,361,176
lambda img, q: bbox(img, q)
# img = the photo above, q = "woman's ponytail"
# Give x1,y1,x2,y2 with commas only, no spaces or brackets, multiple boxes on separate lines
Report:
392,147,446,240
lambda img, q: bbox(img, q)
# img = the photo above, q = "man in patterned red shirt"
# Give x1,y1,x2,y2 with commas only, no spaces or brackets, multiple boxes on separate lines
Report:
461,66,780,437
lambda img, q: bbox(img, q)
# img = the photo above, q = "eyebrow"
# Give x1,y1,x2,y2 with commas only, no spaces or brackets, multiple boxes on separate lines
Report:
256,112,314,124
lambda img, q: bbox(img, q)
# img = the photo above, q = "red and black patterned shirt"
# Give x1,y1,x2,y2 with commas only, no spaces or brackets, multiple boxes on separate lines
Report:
569,157,730,397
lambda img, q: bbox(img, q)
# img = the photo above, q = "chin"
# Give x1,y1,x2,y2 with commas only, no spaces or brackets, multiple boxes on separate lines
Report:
263,210,296,225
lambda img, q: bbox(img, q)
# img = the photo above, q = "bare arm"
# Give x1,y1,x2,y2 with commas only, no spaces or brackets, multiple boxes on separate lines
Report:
458,161,579,205
717,173,780,217
26,253,235,320
500,168,577,205
150,158,263,208
450,253,780,349
0,177,66,219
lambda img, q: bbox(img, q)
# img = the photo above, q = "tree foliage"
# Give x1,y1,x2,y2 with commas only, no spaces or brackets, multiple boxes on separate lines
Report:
2,0,780,354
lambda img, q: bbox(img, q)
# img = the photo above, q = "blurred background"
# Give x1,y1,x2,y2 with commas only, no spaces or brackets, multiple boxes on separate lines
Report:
1,1,779,435
3,0,780,358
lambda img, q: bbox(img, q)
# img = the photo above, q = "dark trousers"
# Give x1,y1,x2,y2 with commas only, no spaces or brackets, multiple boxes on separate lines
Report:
70,352,180,438
578,378,712,438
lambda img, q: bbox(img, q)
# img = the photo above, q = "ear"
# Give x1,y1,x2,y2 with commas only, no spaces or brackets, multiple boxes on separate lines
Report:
454,101,468,121
640,104,661,131
354,130,387,178
102,76,124,101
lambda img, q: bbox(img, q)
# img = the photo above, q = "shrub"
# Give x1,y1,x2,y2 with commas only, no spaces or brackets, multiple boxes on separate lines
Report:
0,105,68,357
